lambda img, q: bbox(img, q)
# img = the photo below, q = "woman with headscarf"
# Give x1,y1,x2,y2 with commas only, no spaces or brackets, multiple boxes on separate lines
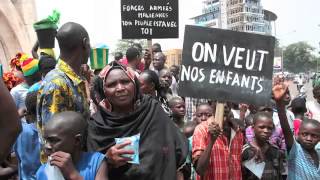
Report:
86,61,188,180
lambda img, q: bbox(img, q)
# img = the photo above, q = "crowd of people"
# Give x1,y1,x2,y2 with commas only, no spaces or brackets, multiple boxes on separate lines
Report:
1,21,320,180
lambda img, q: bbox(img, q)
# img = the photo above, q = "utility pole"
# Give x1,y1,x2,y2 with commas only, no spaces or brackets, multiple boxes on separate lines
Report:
318,42,319,73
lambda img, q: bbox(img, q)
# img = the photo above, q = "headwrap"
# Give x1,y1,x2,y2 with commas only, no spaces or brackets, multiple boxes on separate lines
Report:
19,53,39,76
87,61,188,180
98,61,140,112
87,96,188,180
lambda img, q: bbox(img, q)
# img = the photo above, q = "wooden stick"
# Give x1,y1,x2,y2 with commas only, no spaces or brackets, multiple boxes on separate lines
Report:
214,102,225,128
147,38,152,58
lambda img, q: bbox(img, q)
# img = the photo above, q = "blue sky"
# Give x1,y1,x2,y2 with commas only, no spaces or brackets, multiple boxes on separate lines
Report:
36,0,320,52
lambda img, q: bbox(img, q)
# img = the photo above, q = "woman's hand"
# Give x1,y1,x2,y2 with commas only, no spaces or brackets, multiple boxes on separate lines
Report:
106,141,134,168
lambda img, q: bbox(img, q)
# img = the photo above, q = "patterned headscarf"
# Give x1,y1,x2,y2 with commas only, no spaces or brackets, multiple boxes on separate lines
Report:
98,61,140,112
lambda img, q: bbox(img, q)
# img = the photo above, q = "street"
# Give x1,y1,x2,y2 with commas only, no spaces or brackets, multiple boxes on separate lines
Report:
288,80,314,102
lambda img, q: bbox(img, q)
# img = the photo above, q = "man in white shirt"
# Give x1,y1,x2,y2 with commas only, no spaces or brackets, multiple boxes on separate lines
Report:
297,75,304,92
307,85,320,121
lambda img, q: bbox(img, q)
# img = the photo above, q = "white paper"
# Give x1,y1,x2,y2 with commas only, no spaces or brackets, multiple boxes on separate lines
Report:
243,158,266,179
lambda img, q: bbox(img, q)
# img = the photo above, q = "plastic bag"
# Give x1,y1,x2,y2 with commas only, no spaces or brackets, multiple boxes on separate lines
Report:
115,134,140,164
44,157,65,180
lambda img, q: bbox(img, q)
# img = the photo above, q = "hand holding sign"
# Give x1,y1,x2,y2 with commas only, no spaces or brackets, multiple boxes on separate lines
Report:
208,117,222,140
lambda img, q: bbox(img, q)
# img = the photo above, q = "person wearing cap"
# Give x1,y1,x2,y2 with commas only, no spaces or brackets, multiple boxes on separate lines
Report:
10,53,41,111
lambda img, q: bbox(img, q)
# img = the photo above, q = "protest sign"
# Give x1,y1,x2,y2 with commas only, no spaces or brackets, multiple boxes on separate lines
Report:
178,25,275,106
121,0,178,39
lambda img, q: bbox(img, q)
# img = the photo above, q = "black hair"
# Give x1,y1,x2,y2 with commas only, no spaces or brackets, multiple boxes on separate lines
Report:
114,52,123,61
25,91,38,116
152,43,162,52
170,65,180,70
168,96,184,108
196,103,212,110
159,68,171,77
38,54,56,74
126,47,140,62
132,43,142,53
140,70,160,91
313,85,320,97
301,119,320,129
245,114,254,127
253,111,273,125
291,97,307,114
57,22,89,53
90,75,105,105
48,111,87,137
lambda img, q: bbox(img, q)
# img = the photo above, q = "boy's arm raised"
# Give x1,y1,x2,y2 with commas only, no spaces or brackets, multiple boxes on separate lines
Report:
273,83,294,151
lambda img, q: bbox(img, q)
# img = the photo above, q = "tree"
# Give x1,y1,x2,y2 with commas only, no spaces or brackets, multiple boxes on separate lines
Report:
283,41,317,73
112,39,147,56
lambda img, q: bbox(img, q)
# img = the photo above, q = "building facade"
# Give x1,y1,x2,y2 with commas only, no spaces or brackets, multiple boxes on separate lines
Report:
164,49,182,67
0,0,37,71
192,0,277,35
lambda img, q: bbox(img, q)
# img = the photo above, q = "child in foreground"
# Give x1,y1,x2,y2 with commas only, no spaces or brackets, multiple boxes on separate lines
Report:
36,111,108,180
242,112,284,179
273,81,320,179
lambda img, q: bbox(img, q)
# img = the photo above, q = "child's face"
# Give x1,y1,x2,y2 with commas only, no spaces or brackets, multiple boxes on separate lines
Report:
253,117,274,142
171,101,186,118
297,123,320,150
43,126,78,157
195,105,213,124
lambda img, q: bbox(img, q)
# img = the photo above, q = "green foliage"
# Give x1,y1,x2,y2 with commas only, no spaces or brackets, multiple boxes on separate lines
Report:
283,41,317,73
112,39,147,56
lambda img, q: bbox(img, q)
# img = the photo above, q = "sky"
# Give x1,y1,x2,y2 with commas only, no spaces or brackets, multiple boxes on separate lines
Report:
36,0,320,53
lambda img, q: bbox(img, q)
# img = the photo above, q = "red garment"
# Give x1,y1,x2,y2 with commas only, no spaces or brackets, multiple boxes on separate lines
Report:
293,118,302,136
192,121,243,180
119,58,145,72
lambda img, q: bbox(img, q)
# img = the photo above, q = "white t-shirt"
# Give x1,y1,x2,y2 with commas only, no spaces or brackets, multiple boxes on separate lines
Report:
306,100,320,121
298,77,304,85
273,108,295,130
